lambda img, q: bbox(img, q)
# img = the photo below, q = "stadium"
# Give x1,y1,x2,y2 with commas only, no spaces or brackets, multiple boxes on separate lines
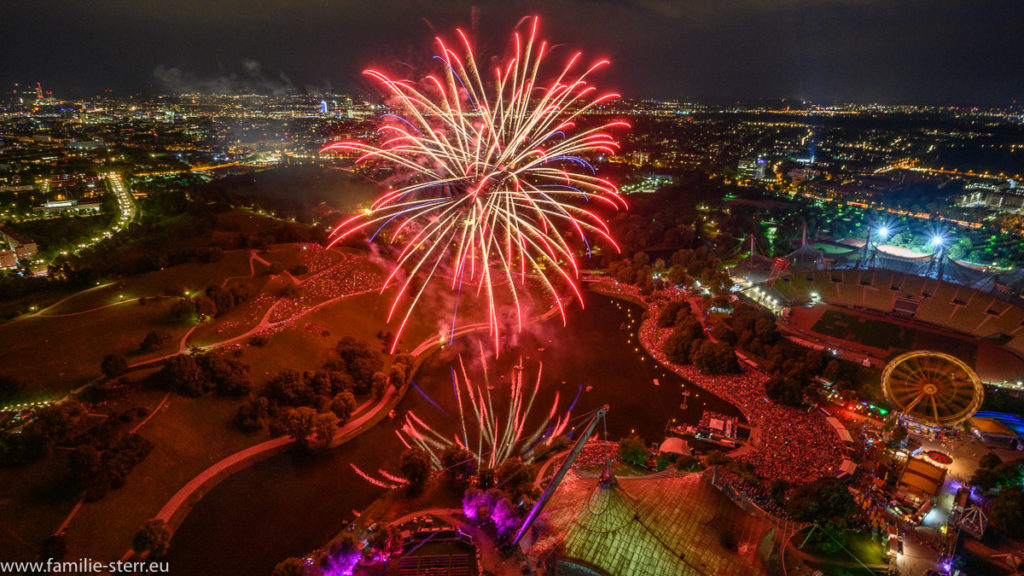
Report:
735,231,1024,389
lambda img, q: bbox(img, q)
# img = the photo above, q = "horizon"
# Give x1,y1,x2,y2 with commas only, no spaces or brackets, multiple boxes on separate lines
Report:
8,88,1022,110
2,0,1022,107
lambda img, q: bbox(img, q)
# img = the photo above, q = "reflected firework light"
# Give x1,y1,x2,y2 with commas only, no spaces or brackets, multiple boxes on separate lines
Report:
397,350,572,471
323,16,628,352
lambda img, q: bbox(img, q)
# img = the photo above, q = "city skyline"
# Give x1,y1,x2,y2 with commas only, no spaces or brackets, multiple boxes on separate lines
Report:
2,6,1024,575
2,0,1024,105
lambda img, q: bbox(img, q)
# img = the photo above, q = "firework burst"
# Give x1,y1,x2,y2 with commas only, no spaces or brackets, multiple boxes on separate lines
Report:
322,17,628,352
396,352,575,471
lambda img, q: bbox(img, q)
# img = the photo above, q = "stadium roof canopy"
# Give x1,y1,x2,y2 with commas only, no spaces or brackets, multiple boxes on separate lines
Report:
899,457,946,498
535,470,773,576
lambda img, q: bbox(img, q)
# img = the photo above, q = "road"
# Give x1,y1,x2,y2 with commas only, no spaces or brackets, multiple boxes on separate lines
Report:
104,172,136,232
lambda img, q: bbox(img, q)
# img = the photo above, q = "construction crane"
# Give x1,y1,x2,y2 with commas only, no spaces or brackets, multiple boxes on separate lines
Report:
511,405,609,546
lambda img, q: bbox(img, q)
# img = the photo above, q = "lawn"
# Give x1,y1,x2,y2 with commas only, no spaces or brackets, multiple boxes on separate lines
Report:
812,243,860,255
810,306,979,365
258,243,345,278
0,300,193,397
812,309,913,350
234,289,432,382
0,239,559,563
44,249,253,315
0,450,80,561
0,249,279,398
800,529,888,576
0,376,166,562
185,274,282,347
61,390,262,562
844,530,888,565
912,329,978,365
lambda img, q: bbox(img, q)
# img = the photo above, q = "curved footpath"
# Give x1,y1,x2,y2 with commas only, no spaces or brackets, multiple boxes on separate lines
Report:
586,278,762,439
117,297,566,561
585,277,844,482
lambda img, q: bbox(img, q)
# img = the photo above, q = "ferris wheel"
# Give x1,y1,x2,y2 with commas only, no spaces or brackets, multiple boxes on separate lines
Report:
881,351,984,427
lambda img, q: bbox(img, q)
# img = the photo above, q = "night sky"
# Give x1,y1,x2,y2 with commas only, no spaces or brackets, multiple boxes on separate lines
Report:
3,0,1022,105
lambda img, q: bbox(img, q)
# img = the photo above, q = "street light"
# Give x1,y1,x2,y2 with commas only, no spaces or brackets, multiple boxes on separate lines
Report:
930,234,945,247
877,226,890,240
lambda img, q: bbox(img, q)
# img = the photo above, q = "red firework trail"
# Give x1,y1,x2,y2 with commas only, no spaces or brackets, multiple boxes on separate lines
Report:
323,17,628,352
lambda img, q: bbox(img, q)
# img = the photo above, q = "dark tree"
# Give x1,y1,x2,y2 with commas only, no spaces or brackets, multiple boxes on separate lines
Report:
765,374,805,406
822,359,841,383
656,300,689,328
101,354,128,378
366,524,402,559
388,364,408,388
400,447,432,496
692,340,739,374
313,412,339,449
329,391,357,424
193,295,217,320
235,397,270,432
335,337,384,393
770,479,790,504
979,452,1004,470
39,534,67,562
477,467,496,490
711,321,736,344
972,467,999,491
167,298,195,320
663,316,705,365
675,455,704,472
132,519,171,558
705,450,732,468
305,370,333,397
282,407,319,449
441,444,477,488
317,533,360,576
159,354,207,397
139,330,172,353
786,477,856,553
265,369,314,407
69,445,102,491
371,371,389,400
617,434,649,467
201,356,253,396
23,401,88,454
990,486,1024,533
0,375,25,405
271,558,306,576
495,457,534,500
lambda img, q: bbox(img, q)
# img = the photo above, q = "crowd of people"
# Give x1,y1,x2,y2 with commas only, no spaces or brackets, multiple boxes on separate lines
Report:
205,292,277,339
185,246,388,349
588,277,843,485
714,467,788,517
270,249,386,323
300,243,344,275
569,441,620,470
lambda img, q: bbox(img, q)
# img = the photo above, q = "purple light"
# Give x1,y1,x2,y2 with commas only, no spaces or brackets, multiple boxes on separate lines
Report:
490,497,523,537
462,490,485,521
321,552,360,576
